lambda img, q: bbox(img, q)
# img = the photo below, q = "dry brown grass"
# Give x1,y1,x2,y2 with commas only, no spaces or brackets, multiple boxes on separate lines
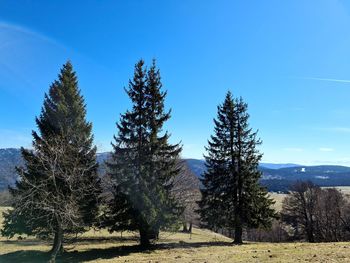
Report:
270,186,350,212
2,206,350,262
268,193,287,211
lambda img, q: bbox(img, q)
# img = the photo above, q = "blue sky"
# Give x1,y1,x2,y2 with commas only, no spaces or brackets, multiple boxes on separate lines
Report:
1,1,350,165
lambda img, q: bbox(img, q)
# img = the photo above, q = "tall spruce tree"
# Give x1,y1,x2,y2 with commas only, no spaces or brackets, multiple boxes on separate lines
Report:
144,60,182,236
199,91,276,244
1,62,101,261
101,59,181,246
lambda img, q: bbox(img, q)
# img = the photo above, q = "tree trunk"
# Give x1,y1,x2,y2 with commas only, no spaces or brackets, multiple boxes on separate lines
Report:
182,222,188,232
234,224,243,244
188,222,193,233
50,225,63,262
307,226,315,243
154,228,159,240
139,229,151,247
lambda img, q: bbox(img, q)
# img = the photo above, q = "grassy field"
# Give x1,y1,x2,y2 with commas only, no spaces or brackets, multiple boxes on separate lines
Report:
323,186,350,196
268,193,287,211
269,186,350,212
2,206,350,262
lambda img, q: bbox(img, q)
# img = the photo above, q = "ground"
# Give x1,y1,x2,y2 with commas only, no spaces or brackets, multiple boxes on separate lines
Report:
268,192,287,211
2,207,350,262
269,186,350,212
323,186,350,196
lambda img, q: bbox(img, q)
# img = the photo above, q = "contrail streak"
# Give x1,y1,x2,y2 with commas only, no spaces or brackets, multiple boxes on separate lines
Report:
303,77,350,83
0,21,66,50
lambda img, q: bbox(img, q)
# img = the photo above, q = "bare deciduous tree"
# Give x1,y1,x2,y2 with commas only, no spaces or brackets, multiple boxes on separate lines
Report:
171,161,201,233
281,181,350,242
281,181,320,242
1,136,100,262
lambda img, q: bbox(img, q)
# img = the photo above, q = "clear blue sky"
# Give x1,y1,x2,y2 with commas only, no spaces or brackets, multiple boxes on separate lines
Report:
1,0,350,165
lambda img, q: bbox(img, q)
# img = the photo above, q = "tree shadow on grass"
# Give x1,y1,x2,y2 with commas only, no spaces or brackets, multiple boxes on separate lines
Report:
0,240,234,263
70,235,139,245
62,245,153,263
0,245,154,263
158,240,234,249
0,250,50,263
1,239,49,247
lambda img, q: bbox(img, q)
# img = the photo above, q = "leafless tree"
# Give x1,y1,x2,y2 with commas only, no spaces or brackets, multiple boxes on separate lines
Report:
281,181,319,242
1,136,100,262
171,161,201,233
246,220,290,242
314,188,346,241
281,181,350,242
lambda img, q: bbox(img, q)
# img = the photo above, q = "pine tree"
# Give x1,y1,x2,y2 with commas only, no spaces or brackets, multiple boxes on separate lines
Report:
199,91,276,244
101,59,182,246
1,61,101,261
199,92,234,232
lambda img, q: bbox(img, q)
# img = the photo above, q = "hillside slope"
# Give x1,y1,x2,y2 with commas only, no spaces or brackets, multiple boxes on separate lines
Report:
1,206,350,262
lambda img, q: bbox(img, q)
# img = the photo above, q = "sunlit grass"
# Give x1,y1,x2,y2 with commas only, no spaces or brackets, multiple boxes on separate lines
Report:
270,186,350,213
2,206,350,262
268,193,287,211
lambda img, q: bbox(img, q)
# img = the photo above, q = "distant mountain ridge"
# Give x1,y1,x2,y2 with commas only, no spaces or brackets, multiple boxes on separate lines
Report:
0,148,23,190
259,163,301,169
185,160,303,178
176,159,350,192
2,148,350,192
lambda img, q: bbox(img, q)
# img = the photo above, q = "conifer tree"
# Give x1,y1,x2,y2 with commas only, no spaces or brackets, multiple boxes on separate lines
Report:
101,59,181,246
1,62,101,261
199,91,276,244
144,60,182,236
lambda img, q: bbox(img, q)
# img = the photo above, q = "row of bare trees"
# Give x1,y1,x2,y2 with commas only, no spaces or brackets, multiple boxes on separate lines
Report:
247,181,350,243
281,181,350,242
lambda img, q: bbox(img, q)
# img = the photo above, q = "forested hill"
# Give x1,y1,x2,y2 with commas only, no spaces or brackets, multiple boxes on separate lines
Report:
185,159,350,192
259,165,350,192
0,148,23,190
2,148,350,192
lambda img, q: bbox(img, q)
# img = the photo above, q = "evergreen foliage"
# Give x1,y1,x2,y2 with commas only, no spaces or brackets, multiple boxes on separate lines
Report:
1,61,101,261
100,59,182,246
199,91,276,244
